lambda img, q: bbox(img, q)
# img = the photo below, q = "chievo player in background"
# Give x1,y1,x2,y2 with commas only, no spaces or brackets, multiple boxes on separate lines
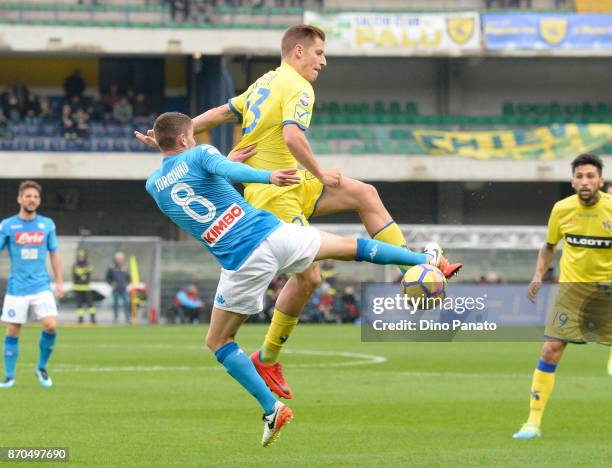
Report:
0,180,64,389
143,112,459,446
513,154,611,440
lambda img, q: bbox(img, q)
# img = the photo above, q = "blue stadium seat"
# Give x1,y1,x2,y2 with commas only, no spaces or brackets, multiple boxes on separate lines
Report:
95,139,114,152
113,139,128,152
91,123,105,137
50,137,65,152
105,125,121,138
41,123,59,136
16,138,30,151
128,139,146,152
1,139,15,151
65,139,79,151
120,124,133,137
24,123,39,136
9,123,24,135
33,138,48,151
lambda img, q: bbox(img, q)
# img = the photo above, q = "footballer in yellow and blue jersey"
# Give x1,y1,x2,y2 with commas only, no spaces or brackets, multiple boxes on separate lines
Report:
544,190,612,344
514,154,611,441
547,191,612,283
227,62,323,226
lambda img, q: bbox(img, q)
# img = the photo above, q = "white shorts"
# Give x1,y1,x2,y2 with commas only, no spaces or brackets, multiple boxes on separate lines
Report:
1,290,58,324
214,223,321,315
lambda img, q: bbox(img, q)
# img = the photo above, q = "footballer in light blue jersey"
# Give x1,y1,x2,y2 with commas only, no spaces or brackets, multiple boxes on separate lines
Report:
138,112,454,446
1,181,63,389
146,144,283,270
0,214,58,296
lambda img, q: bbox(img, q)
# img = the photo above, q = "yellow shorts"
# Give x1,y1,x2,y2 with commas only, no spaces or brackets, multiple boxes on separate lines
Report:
244,170,324,226
544,282,612,345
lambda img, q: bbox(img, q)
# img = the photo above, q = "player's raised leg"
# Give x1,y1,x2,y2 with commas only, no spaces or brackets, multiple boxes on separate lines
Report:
513,340,566,440
206,307,293,447
253,227,461,399
313,177,410,264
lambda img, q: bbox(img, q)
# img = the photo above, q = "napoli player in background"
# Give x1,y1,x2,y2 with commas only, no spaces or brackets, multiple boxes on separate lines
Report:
144,112,459,446
0,181,64,389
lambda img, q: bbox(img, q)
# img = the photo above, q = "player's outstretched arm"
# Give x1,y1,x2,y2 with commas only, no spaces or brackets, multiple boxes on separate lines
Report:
193,104,238,134
527,243,556,303
206,153,300,186
283,124,341,187
50,251,64,299
134,104,239,149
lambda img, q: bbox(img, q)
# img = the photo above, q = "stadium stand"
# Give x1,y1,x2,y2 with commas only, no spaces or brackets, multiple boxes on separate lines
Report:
0,0,576,29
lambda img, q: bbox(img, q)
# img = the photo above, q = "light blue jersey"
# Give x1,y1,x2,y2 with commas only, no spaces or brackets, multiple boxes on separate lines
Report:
0,214,58,296
146,144,281,270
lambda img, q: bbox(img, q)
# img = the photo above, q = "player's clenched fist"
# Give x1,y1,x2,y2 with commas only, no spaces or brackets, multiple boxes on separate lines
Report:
321,168,341,187
270,169,301,187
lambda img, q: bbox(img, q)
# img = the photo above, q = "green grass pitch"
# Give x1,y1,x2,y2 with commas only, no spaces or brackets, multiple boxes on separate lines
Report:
1,324,611,467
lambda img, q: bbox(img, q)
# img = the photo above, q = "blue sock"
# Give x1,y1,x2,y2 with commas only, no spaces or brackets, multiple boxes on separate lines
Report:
536,358,557,373
215,342,277,415
3,336,19,379
356,238,428,266
37,331,56,371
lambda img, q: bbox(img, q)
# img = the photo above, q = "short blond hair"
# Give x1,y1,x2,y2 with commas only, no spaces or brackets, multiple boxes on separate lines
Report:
281,24,326,58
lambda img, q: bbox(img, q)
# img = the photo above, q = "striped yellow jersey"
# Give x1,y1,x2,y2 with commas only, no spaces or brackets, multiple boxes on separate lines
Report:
227,62,315,171
546,192,612,282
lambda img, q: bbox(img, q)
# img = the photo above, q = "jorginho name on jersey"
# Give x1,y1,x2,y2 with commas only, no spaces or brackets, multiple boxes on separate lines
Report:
0,214,58,296
146,144,281,270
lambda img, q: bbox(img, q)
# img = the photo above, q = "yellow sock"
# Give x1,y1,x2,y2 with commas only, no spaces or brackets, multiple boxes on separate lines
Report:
527,362,557,427
261,308,299,364
373,221,409,270
372,221,407,247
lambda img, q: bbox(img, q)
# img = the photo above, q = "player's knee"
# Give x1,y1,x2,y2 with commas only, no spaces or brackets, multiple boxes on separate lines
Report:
541,341,565,363
358,182,380,207
301,268,322,295
205,332,220,352
42,321,56,334
205,331,233,353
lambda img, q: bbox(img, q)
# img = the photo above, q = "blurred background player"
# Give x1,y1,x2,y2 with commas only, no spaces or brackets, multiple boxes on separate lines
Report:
136,24,460,400
145,112,457,446
72,249,96,324
0,181,64,389
106,251,131,324
173,283,206,323
514,154,612,440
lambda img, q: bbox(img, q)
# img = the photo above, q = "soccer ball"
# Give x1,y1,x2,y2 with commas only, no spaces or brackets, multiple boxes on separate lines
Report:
401,264,447,307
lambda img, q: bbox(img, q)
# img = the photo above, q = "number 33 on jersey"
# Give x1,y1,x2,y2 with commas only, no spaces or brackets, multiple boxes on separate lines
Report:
227,62,315,171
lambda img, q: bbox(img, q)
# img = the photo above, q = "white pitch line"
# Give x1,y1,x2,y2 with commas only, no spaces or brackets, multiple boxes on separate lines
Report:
52,348,387,372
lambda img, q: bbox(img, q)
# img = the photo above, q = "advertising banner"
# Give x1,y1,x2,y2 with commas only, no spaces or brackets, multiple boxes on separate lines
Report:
304,10,482,55
484,13,612,50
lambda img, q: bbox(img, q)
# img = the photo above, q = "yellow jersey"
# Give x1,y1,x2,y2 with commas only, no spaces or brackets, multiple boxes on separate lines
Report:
546,192,612,282
227,62,315,171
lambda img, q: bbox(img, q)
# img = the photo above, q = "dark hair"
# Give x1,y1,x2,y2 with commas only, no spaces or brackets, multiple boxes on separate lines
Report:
281,24,326,58
18,180,42,196
571,153,603,175
153,112,192,151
